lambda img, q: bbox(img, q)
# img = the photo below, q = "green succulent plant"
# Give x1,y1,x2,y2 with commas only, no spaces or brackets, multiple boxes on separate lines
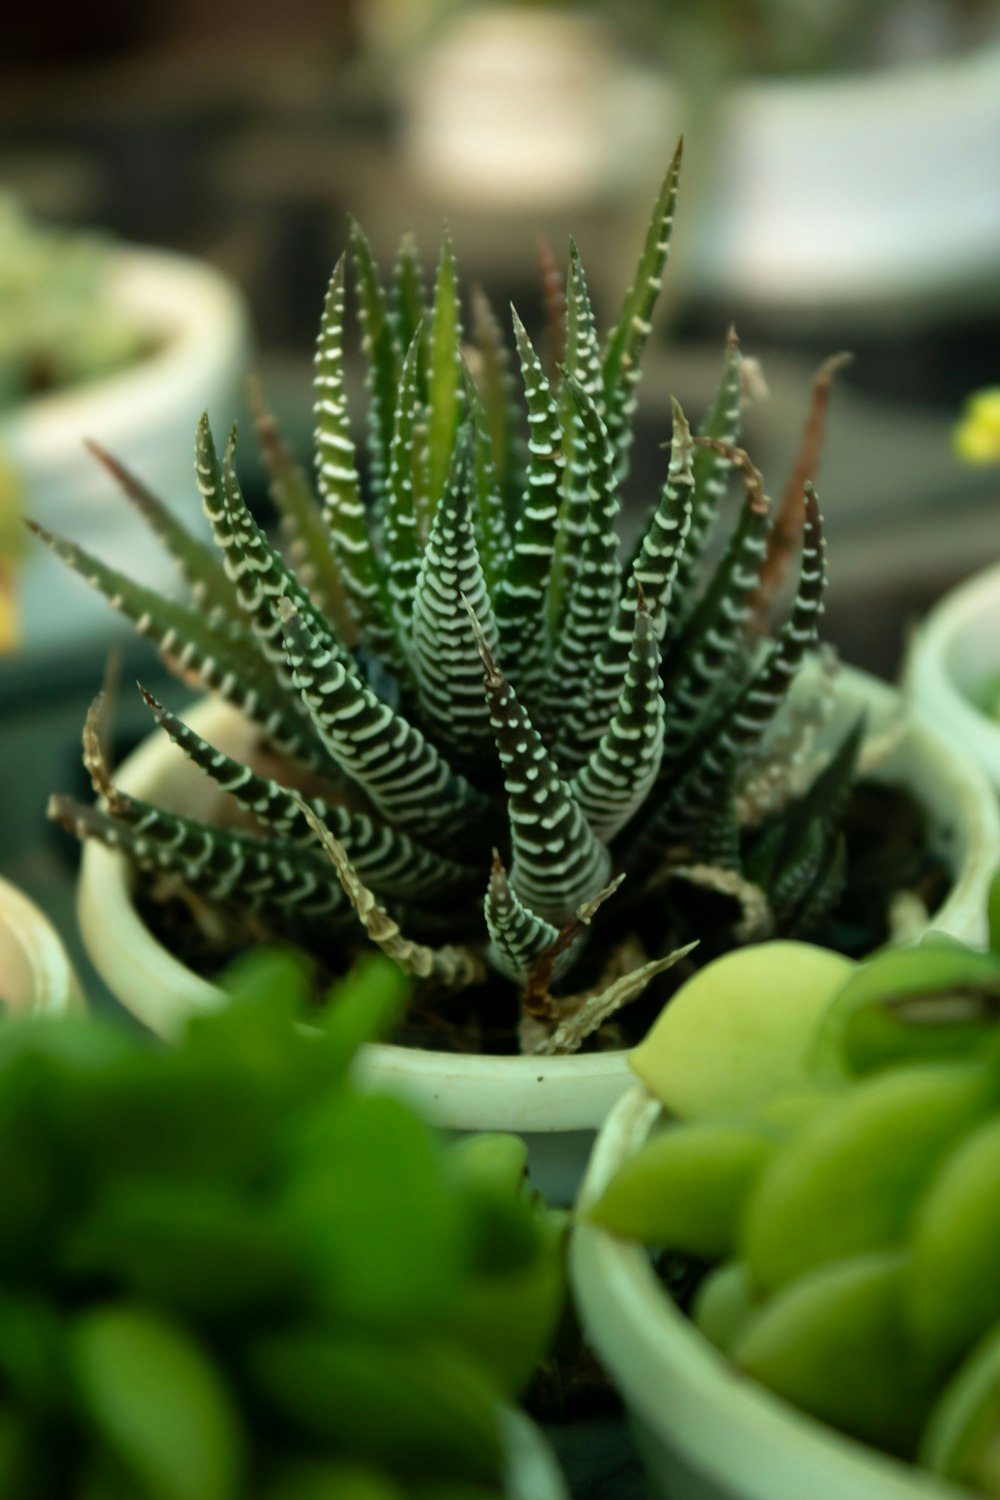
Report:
0,196,150,411
44,145,884,1053
0,946,564,1499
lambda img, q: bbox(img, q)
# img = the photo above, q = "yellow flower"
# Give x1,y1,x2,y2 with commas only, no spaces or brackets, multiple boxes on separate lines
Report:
955,387,1000,465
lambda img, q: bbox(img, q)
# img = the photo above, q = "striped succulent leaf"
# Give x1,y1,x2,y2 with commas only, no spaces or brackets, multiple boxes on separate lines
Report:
634,485,828,866
462,361,510,595
249,379,348,634
50,792,358,933
548,247,606,636
347,217,400,504
314,255,390,651
409,430,502,768
29,520,322,766
278,597,495,850
49,155,875,1051
87,438,238,620
424,232,464,518
467,602,610,924
383,326,426,645
601,140,683,480
566,398,695,756
390,230,426,360
470,284,524,526
137,688,477,903
663,329,744,633
657,442,772,770
484,851,561,986
546,375,622,751
493,313,564,704
569,588,665,843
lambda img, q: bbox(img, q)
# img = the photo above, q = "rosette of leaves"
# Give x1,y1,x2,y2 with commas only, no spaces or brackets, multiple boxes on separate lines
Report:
0,948,565,1500
43,145,870,1055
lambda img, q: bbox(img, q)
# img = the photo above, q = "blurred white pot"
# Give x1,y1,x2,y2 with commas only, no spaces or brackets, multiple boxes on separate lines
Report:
0,874,82,1016
4,245,248,654
572,1082,965,1500
76,666,998,1206
400,6,634,210
652,40,1000,317
905,560,1000,789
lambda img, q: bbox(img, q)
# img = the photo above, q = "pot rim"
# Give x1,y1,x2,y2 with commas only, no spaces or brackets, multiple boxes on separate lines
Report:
3,244,248,462
0,874,82,1017
77,665,999,1126
571,1081,965,1500
906,560,1000,741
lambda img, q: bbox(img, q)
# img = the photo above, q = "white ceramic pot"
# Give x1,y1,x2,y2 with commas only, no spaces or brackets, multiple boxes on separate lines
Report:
905,561,1000,791
400,6,634,210
572,1082,965,1500
77,666,999,1205
4,245,249,655
642,39,1000,319
0,874,82,1016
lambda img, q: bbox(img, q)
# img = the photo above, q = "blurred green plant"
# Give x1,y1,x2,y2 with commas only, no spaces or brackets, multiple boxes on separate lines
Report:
0,450,25,651
0,196,151,412
955,388,1000,466
0,946,564,1499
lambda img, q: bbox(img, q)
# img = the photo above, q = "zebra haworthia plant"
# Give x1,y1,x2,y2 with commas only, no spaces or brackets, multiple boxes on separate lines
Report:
43,145,863,1055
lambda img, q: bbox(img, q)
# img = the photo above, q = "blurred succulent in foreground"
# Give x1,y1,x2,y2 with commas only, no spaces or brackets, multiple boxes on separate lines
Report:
589,904,1000,1491
0,947,564,1500
44,144,888,1054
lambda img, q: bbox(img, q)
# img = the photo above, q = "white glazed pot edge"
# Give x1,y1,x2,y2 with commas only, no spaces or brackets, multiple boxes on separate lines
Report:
0,875,83,1017
78,665,999,1131
571,1084,966,1500
904,561,1000,788
5,245,249,476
